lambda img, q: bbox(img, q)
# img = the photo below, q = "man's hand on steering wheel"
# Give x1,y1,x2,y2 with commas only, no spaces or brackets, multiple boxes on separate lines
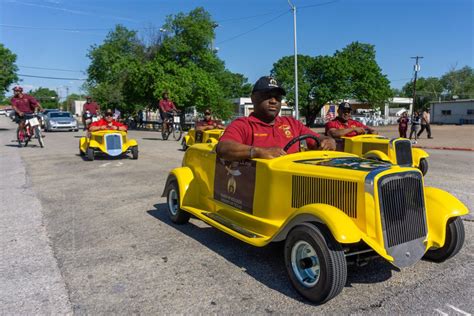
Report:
319,138,336,150
254,147,286,159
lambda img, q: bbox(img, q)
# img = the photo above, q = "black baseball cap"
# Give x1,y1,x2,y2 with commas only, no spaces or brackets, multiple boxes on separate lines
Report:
252,76,286,95
204,109,211,115
339,102,352,111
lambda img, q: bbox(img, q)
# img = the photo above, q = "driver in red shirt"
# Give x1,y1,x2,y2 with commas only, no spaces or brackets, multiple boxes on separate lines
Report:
216,76,335,160
89,109,127,132
325,102,376,138
196,109,225,131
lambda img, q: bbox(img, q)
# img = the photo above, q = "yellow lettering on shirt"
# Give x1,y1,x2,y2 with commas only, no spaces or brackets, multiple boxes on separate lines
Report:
254,133,268,137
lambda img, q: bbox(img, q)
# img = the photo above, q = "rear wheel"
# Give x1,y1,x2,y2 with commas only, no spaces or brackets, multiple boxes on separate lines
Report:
284,224,347,303
424,217,465,262
418,158,429,176
172,123,183,141
86,147,94,161
131,146,138,159
162,125,170,140
166,180,190,224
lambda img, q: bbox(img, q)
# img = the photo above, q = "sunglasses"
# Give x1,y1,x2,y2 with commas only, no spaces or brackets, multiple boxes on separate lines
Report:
256,91,283,102
105,113,113,117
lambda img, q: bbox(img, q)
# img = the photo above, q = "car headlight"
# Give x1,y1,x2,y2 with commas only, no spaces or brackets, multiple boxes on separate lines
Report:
51,121,57,125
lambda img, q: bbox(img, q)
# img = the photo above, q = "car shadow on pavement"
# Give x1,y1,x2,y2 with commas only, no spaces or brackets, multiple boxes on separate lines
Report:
147,203,395,304
142,137,163,141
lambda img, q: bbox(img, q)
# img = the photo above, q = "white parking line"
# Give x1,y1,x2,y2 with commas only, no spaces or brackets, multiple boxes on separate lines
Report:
116,162,123,167
434,309,448,316
99,162,111,168
446,304,471,316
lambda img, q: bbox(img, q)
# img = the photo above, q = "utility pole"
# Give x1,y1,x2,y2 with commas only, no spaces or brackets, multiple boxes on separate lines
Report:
411,56,423,111
288,0,299,120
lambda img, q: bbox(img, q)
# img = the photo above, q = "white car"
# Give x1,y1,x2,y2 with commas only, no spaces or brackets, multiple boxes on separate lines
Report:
44,111,78,132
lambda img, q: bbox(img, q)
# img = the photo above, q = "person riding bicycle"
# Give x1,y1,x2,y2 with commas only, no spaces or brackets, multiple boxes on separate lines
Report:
88,109,127,132
10,86,44,135
82,96,101,131
158,91,179,133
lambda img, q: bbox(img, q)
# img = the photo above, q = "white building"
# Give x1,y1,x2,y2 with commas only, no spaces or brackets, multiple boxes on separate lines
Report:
430,99,474,124
72,100,86,117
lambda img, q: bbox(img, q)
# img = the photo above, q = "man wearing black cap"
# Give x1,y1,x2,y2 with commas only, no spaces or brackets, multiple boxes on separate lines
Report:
196,109,224,132
216,76,335,160
82,96,101,131
89,109,127,132
325,102,376,138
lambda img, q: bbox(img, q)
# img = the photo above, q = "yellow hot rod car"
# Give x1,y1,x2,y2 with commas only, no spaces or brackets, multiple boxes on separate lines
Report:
163,135,468,303
79,130,138,161
336,134,430,175
181,128,224,151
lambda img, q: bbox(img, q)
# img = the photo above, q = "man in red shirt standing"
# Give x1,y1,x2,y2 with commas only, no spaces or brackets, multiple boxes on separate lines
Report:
216,76,335,160
89,109,127,132
158,91,179,133
325,102,376,138
11,86,43,134
82,96,101,130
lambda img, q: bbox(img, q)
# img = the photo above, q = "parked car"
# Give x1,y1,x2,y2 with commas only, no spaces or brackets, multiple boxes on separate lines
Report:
162,138,468,303
44,111,78,132
79,130,138,161
181,128,224,151
38,108,60,128
336,134,429,175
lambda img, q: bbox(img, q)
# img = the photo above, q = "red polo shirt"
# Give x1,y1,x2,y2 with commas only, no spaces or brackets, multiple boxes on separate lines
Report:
89,118,127,131
325,117,368,137
220,114,320,154
11,95,39,114
83,102,100,115
159,99,176,112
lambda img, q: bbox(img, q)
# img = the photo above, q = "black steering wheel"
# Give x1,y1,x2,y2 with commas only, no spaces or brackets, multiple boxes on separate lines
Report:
283,134,321,152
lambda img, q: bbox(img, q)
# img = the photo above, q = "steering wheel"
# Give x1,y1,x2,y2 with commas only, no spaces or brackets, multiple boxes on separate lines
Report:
283,134,321,152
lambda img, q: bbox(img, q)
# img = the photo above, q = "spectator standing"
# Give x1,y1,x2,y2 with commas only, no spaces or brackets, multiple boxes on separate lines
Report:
418,108,433,139
397,111,409,138
409,111,421,144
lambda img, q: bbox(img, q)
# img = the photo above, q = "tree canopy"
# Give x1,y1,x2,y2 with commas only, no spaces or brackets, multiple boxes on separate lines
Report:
272,42,392,126
0,44,19,98
85,7,251,119
29,87,59,109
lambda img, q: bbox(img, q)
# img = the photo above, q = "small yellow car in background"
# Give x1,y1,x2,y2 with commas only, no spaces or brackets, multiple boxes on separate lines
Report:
181,128,224,151
79,130,138,161
163,135,467,303
336,134,430,175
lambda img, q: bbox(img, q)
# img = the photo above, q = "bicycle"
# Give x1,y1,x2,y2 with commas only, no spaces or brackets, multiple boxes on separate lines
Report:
17,113,44,148
161,111,183,141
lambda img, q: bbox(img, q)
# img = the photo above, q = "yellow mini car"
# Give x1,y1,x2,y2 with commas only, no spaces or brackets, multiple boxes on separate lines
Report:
336,134,430,175
181,128,224,151
79,130,138,161
163,135,468,303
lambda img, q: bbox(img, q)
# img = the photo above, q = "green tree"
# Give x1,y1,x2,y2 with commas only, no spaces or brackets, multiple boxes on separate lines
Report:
29,87,59,109
441,66,474,99
335,42,392,107
0,44,19,98
401,77,444,109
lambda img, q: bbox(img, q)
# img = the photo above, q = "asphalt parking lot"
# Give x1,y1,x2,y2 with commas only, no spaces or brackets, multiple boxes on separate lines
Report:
0,117,473,314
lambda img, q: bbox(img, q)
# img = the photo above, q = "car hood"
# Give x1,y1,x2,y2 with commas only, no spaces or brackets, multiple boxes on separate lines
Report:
49,117,75,122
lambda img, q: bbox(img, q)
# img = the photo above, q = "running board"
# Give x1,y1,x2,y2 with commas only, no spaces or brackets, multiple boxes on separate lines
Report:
203,212,263,239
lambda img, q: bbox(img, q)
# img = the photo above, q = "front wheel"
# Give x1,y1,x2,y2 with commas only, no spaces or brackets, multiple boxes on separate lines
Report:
16,127,25,147
172,124,183,141
284,224,347,303
162,125,170,140
181,138,188,151
165,180,190,224
424,217,465,262
35,126,44,148
86,147,94,161
418,158,429,176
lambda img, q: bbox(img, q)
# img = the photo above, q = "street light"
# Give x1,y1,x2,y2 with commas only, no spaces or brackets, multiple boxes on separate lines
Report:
288,0,299,120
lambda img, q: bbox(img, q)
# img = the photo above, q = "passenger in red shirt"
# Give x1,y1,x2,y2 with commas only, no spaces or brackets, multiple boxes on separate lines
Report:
325,102,376,138
216,76,335,160
10,86,43,132
89,109,127,132
83,96,100,115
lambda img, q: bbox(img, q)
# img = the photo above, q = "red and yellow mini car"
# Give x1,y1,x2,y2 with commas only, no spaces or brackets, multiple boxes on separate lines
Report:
181,128,224,151
163,135,467,303
79,130,138,161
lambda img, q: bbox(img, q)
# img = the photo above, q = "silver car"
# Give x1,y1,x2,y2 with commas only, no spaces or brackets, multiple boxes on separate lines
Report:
45,111,78,132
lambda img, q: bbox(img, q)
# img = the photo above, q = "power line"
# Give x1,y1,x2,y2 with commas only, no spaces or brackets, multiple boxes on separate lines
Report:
217,10,290,45
19,65,85,73
299,0,340,9
18,74,86,81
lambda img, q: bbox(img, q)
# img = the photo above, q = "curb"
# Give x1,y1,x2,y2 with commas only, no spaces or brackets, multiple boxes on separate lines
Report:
413,145,474,152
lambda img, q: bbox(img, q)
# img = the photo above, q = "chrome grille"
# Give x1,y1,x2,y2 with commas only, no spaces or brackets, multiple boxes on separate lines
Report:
394,140,413,166
105,134,122,150
292,176,357,217
378,172,426,248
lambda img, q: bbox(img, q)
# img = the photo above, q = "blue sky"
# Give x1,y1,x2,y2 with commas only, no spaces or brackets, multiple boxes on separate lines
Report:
1,0,472,99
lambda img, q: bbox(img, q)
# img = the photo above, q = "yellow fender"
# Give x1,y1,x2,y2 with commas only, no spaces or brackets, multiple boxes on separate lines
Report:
79,137,88,152
162,167,195,206
363,150,391,162
412,148,429,167
424,187,469,248
183,135,191,146
274,203,363,244
125,139,138,149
